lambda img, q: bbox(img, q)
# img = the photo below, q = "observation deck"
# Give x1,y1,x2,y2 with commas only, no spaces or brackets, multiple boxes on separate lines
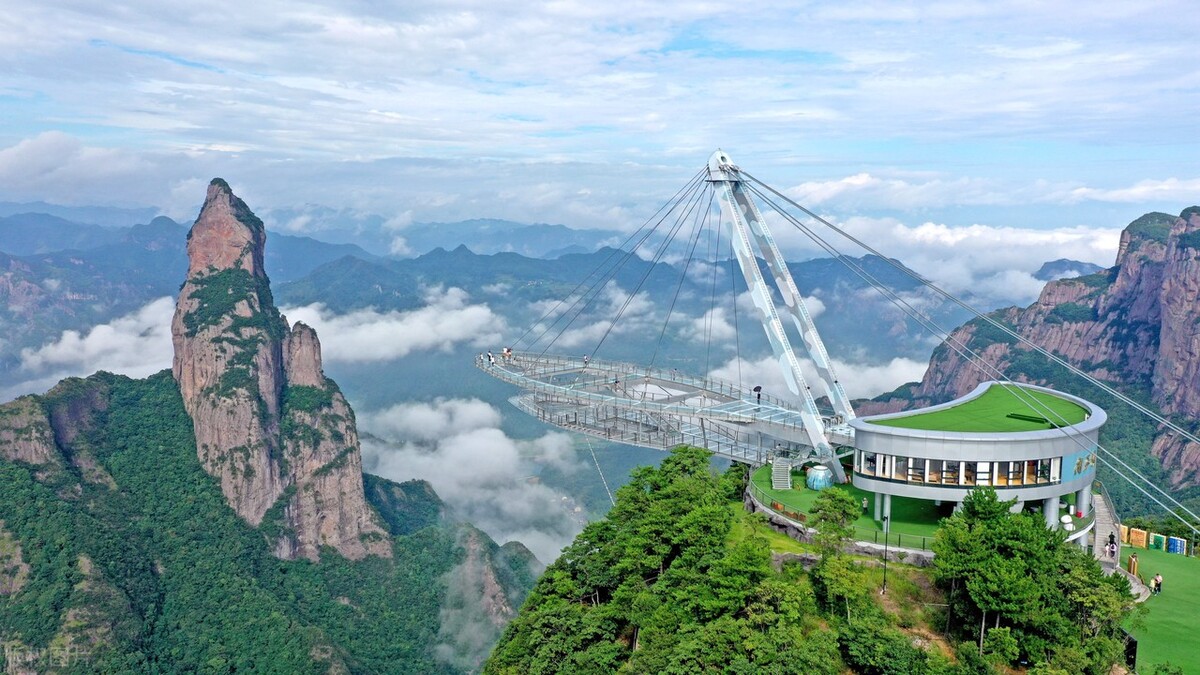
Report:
477,351,853,465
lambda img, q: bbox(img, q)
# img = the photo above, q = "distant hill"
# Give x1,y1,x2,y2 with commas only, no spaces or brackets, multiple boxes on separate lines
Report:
0,201,159,228
0,212,125,254
394,220,624,258
276,247,971,364
1035,258,1104,281
260,207,625,259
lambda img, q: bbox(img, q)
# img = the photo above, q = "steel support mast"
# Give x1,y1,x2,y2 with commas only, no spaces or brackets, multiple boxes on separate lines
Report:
707,149,848,480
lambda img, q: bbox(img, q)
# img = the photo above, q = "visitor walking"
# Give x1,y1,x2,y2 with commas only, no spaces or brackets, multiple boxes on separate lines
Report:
1153,573,1163,595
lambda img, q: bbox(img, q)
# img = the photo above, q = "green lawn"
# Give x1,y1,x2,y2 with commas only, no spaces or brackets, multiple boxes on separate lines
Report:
1121,546,1200,673
868,383,1088,432
750,465,951,550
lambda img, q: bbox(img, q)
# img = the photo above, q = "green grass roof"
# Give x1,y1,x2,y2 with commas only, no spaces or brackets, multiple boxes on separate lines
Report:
867,383,1088,432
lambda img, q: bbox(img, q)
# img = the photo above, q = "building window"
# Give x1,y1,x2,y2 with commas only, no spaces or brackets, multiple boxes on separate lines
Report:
1008,462,1023,486
928,460,944,484
894,456,909,481
943,461,959,485
909,458,926,483
975,461,992,485
863,451,877,476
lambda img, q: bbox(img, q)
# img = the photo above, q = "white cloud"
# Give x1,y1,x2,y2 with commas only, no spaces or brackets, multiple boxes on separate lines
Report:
708,353,927,403
1063,178,1200,204
812,216,1123,306
0,132,163,208
527,282,658,351
6,296,176,400
282,286,505,362
360,398,586,562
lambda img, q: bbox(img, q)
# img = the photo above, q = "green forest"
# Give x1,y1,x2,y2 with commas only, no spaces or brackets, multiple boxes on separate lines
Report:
486,446,1139,675
0,370,522,673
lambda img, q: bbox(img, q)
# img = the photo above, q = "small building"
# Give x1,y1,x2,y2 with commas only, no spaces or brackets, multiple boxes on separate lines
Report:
849,381,1104,534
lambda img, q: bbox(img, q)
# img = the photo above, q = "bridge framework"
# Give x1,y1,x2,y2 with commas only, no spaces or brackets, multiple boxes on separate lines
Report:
478,352,853,467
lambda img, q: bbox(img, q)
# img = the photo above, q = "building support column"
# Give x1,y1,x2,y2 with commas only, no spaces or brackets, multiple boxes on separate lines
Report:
874,492,883,523
1075,487,1092,518
1009,500,1025,514
1043,496,1061,530
883,494,893,522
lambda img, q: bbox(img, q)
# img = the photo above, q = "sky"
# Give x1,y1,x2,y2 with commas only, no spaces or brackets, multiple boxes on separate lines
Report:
1,0,1197,244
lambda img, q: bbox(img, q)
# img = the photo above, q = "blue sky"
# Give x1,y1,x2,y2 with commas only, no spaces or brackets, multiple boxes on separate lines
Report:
0,0,1197,262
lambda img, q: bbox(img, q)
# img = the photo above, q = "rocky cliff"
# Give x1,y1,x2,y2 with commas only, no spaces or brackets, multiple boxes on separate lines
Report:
171,178,388,561
866,207,1200,488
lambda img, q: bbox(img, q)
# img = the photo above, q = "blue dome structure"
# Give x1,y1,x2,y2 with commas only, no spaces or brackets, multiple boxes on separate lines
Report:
806,465,834,491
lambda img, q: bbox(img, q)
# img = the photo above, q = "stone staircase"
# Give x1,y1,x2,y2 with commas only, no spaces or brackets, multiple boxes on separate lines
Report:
771,459,792,490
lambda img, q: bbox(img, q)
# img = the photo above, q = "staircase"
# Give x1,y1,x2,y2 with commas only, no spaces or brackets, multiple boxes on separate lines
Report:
1092,490,1120,567
771,458,793,490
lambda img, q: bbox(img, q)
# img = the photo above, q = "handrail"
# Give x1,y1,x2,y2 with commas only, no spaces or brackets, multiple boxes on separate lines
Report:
1095,479,1121,530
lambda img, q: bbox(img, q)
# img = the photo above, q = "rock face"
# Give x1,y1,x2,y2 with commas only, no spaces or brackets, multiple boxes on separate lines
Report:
172,179,388,561
0,396,58,467
435,525,539,671
867,208,1200,487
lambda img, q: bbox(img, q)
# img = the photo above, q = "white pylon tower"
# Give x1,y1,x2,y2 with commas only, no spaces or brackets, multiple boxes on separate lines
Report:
707,149,854,480
477,149,859,484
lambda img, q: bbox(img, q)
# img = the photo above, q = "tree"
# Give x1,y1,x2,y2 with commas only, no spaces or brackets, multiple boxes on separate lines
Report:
809,487,858,558
932,487,1133,671
812,553,870,623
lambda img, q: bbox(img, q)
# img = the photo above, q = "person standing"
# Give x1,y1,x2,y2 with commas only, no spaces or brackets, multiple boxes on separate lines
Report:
862,497,869,515
1154,573,1163,595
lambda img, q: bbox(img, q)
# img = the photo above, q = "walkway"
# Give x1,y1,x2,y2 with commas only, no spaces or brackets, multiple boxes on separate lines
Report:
1092,491,1152,602
1093,491,1121,566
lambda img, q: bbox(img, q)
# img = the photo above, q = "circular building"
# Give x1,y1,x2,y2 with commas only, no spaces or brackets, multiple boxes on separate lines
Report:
849,381,1105,534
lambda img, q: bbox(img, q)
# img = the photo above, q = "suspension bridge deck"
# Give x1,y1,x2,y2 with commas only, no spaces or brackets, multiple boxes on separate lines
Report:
478,351,853,465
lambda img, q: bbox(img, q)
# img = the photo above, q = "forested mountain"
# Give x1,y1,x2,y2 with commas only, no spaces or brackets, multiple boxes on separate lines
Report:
0,180,537,672
485,446,1135,674
863,207,1200,518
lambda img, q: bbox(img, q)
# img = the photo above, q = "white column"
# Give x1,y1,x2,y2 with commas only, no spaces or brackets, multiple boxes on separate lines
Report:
1009,500,1025,514
883,494,893,521
1043,496,1061,529
1075,487,1092,518
874,492,883,523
